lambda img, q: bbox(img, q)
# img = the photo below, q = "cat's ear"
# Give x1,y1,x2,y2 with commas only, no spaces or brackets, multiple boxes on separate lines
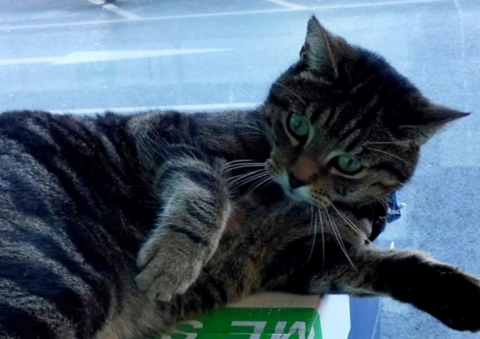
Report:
400,104,469,145
300,16,339,76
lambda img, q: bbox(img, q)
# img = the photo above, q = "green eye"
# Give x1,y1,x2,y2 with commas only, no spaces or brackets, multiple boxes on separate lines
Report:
334,155,363,175
287,113,310,138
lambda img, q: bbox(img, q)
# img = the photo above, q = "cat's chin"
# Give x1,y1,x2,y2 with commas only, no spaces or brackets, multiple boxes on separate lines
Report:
283,189,305,202
282,187,320,207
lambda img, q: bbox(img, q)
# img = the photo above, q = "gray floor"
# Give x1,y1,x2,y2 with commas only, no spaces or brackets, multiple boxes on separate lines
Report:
1,0,479,338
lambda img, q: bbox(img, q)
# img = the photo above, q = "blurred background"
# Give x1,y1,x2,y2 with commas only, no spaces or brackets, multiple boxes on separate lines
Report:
1,0,479,338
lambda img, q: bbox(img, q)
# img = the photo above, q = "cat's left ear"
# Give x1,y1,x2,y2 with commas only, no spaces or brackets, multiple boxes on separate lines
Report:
300,16,342,76
400,104,469,145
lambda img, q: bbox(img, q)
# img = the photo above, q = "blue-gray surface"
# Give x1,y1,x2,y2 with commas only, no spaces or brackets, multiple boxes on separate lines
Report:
1,0,479,338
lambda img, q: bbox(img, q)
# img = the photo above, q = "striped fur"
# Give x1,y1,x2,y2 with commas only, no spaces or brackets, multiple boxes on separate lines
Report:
264,17,468,209
0,109,269,338
1,17,479,339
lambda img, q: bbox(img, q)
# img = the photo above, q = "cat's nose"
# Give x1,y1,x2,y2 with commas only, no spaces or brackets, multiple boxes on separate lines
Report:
288,171,307,189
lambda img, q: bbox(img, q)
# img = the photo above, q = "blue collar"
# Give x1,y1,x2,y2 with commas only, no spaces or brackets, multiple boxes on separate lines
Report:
386,191,403,223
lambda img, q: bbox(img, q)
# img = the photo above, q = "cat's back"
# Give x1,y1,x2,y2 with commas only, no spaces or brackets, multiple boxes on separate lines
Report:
0,111,136,225
0,111,153,339
0,112,77,217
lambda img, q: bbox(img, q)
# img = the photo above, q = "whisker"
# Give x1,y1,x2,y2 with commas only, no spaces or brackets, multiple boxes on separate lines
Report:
238,135,265,141
325,208,356,269
318,209,326,276
222,159,263,168
302,206,317,267
220,159,265,170
390,180,428,204
365,147,412,166
221,159,256,173
228,174,264,190
375,196,389,211
230,173,269,189
364,140,414,146
246,176,272,195
391,180,414,191
230,171,269,189
224,163,265,168
325,208,346,262
330,204,377,248
352,185,371,195
235,124,265,134
227,169,265,184
273,82,307,106
221,159,257,167
239,129,264,135
239,173,270,189
221,163,266,174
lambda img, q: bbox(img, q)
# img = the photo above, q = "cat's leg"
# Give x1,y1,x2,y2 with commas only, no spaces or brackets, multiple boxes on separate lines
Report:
135,145,231,302
316,246,480,332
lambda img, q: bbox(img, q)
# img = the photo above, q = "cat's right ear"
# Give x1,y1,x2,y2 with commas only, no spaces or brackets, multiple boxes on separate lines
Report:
300,16,339,76
399,104,470,145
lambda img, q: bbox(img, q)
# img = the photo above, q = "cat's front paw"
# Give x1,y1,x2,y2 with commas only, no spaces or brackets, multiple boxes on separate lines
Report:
135,231,206,302
421,268,480,332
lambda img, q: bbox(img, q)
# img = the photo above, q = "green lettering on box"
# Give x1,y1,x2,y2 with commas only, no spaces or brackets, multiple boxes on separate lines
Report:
157,308,322,339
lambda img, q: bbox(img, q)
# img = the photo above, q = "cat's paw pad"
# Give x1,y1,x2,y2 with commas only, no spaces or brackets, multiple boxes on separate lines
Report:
135,237,205,302
432,271,480,332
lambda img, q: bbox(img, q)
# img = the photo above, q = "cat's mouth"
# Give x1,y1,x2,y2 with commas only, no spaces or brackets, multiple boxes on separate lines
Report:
283,188,305,202
271,172,329,207
283,186,331,208
271,172,304,201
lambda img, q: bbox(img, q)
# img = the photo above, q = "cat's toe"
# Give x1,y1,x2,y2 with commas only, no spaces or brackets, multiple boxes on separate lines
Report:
135,252,203,302
135,229,207,302
434,272,480,332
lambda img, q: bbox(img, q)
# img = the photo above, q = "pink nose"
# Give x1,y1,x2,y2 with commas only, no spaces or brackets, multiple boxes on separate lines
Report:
291,156,318,184
288,172,307,189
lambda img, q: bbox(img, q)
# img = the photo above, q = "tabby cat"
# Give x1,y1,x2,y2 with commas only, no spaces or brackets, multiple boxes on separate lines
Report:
0,17,479,339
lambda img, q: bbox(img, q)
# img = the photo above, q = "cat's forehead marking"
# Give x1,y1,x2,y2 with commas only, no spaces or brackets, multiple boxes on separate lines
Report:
306,104,326,125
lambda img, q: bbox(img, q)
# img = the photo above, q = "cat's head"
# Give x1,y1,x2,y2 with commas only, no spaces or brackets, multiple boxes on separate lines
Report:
263,16,468,208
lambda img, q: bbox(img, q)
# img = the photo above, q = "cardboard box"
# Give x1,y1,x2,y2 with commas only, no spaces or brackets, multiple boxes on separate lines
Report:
159,293,379,339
